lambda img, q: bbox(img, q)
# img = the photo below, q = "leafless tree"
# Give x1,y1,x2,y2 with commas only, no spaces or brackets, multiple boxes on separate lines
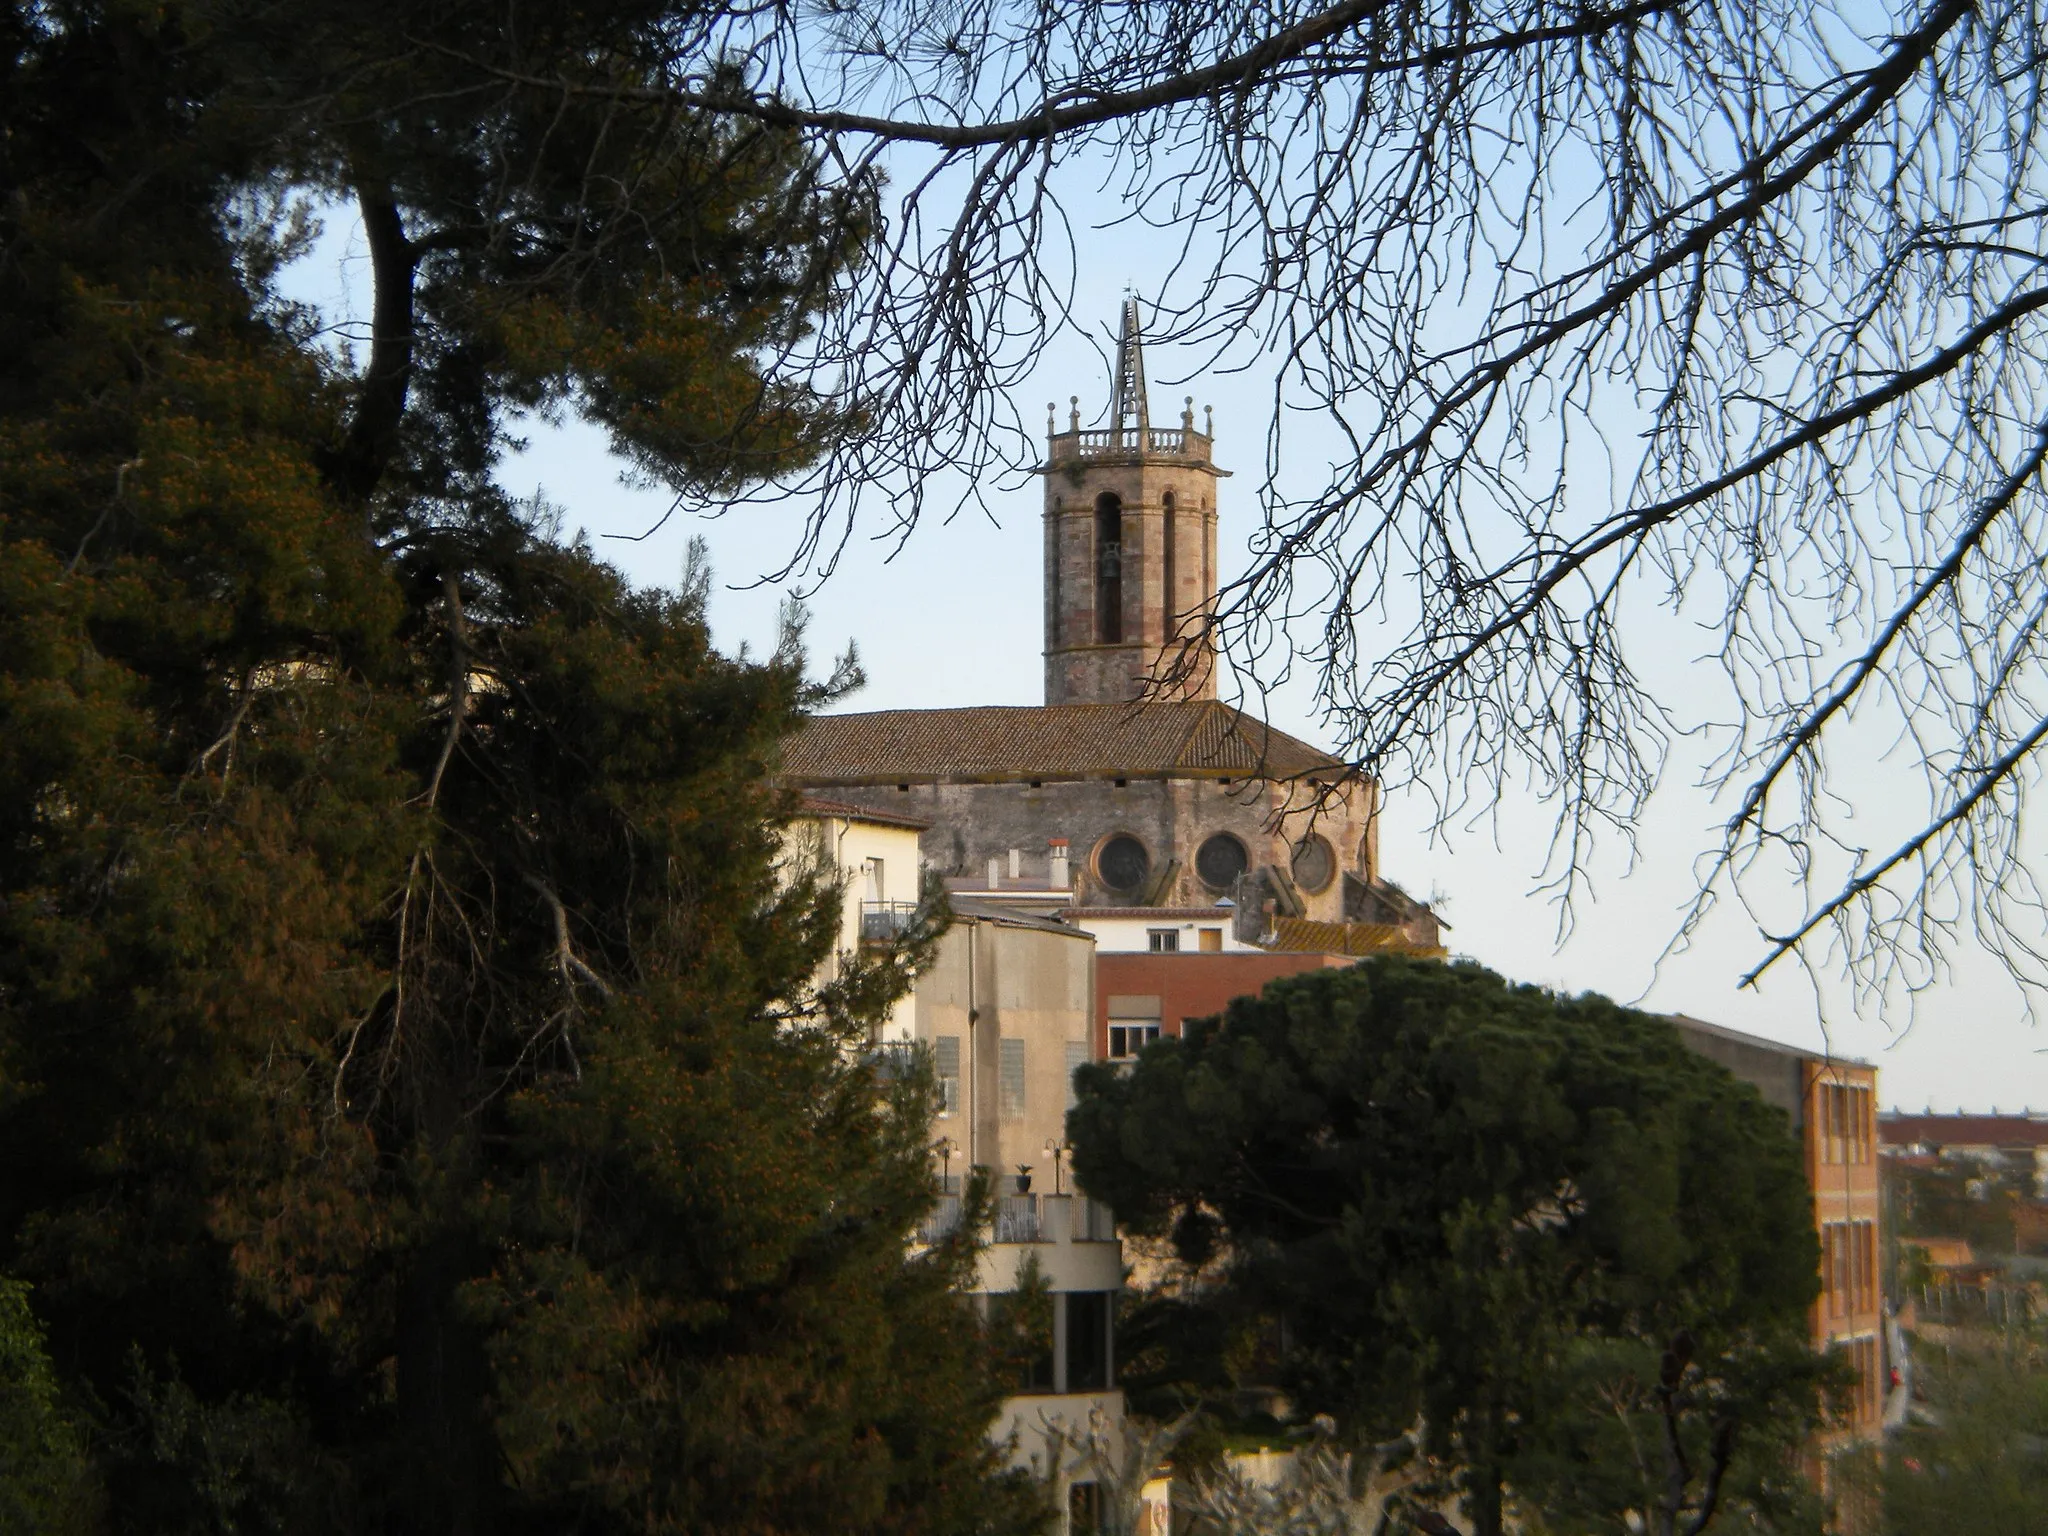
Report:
368,0,2048,1000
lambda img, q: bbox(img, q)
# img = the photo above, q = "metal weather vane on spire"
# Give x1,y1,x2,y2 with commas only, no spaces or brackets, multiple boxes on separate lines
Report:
1110,297,1149,442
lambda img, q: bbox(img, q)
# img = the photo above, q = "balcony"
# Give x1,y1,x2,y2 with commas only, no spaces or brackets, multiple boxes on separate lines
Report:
913,1190,1118,1250
989,1193,1117,1246
919,1194,964,1245
994,1194,1041,1244
1047,425,1213,464
860,900,921,943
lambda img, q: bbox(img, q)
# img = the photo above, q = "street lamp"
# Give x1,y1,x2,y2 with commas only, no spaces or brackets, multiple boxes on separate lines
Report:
1045,1139,1072,1195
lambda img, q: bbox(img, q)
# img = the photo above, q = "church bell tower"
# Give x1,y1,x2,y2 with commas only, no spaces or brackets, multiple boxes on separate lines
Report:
1043,302,1228,706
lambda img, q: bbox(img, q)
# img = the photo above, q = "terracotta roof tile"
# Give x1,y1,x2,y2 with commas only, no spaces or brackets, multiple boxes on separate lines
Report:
1267,916,1442,958
795,795,933,831
1880,1113,2048,1148
782,701,1346,784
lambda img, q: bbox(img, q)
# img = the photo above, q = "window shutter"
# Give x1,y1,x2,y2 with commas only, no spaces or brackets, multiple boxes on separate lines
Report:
1000,1039,1027,1120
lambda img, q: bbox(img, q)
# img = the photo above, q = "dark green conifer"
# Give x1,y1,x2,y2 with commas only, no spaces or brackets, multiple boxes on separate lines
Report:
0,5,1040,1531
1071,957,1834,1536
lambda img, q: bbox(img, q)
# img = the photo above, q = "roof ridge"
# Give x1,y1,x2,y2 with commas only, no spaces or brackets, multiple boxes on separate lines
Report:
785,699,1347,783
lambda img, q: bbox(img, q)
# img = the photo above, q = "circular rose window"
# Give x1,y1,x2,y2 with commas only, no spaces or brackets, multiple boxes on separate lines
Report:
1290,834,1335,894
1097,834,1151,894
1195,832,1250,891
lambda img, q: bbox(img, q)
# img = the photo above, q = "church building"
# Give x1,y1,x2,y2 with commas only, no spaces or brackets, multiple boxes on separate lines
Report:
782,303,1440,959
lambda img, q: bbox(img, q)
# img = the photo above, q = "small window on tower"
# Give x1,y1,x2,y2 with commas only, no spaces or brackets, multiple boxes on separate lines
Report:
1094,493,1124,644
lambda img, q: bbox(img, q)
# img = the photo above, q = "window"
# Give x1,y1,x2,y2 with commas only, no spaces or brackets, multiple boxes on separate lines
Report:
1066,1040,1088,1109
1195,832,1249,891
1109,1022,1161,1060
935,1035,961,1115
1068,1482,1105,1534
1198,927,1223,952
1162,490,1176,633
1818,1081,1876,1164
862,857,884,902
1095,494,1124,643
1097,834,1150,894
1147,928,1180,952
1290,834,1336,893
1833,1335,1884,1429
1822,1220,1879,1316
1065,1290,1114,1392
999,1038,1027,1120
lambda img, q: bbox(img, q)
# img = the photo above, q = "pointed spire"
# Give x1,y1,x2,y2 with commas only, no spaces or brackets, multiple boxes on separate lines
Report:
1110,297,1149,440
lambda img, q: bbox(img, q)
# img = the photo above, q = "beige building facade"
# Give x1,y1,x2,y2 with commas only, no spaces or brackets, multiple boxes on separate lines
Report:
788,799,1127,1524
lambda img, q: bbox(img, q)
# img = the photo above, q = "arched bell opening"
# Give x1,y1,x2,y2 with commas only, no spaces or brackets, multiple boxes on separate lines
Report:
1094,493,1123,644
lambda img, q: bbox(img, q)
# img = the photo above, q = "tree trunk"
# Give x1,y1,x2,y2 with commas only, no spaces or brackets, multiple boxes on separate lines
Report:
324,178,416,501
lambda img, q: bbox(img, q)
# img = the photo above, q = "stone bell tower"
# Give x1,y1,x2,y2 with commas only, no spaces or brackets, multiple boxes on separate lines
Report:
1042,301,1228,705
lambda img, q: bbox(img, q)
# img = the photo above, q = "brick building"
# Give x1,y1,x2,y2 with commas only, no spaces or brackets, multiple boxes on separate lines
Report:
1879,1110,2048,1193
1669,1017,1886,1444
1096,950,1353,1060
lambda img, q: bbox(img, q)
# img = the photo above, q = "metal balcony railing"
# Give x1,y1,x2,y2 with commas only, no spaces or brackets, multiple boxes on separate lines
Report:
860,900,920,943
918,1195,964,1245
993,1194,1041,1244
1075,1197,1118,1242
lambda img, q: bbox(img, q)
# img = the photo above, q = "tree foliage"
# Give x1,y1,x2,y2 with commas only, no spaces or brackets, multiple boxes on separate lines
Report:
1070,958,1832,1536
1855,1330,2048,1536
0,1280,97,1534
0,3,1040,1531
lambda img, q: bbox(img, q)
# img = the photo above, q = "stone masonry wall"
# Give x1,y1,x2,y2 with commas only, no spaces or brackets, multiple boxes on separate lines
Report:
1043,450,1223,705
824,773,1378,922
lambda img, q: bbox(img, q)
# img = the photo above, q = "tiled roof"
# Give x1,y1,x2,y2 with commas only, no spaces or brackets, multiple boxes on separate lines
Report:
949,896,1097,936
794,795,933,831
782,701,1347,785
1880,1113,2048,1148
1064,907,1242,920
1266,916,1443,958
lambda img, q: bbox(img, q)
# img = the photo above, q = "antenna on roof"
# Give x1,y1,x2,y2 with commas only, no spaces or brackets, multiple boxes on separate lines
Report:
1111,297,1149,438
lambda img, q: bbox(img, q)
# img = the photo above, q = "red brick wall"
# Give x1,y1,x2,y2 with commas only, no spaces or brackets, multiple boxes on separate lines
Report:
1094,951,1352,1057
1805,1060,1885,1444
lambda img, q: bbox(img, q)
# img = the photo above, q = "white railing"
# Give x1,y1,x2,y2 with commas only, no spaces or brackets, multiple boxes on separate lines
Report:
1050,426,1209,459
918,1194,964,1245
1076,1197,1118,1242
993,1194,1041,1244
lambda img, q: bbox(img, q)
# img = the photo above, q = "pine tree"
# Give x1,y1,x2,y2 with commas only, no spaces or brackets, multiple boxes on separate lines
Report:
1070,959,1833,1536
0,5,1041,1530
